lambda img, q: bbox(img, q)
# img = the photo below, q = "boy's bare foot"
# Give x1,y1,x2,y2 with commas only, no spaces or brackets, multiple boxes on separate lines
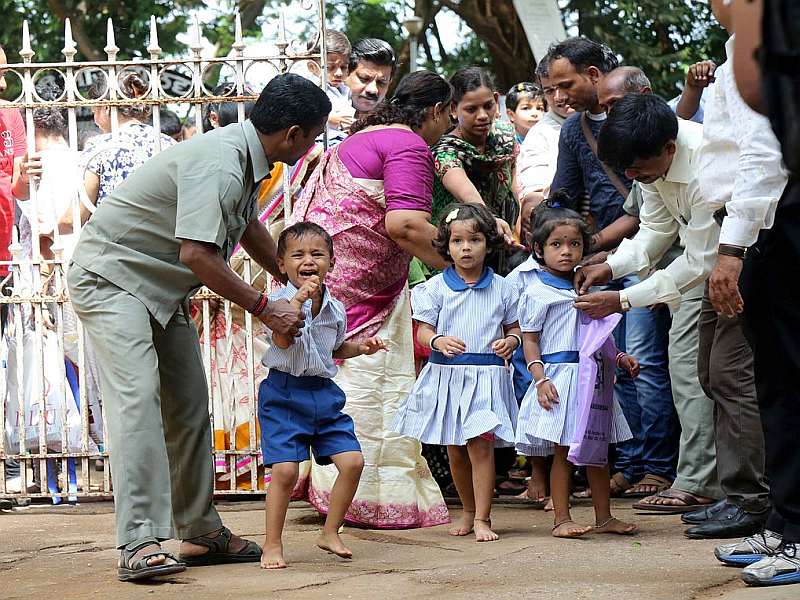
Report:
595,516,638,535
448,510,475,536
552,519,592,538
316,532,353,559
260,543,287,569
474,518,499,542
543,497,555,511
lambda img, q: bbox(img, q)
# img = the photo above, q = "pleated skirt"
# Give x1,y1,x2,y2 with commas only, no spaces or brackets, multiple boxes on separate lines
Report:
392,362,518,446
515,363,632,456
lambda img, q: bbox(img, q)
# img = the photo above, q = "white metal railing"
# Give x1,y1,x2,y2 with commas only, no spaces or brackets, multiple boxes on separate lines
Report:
0,0,327,501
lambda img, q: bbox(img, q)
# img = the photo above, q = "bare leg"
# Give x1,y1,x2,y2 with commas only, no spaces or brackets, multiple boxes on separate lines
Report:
466,437,498,542
316,451,364,559
528,456,549,501
261,462,299,569
447,445,475,536
551,446,591,538
587,464,638,535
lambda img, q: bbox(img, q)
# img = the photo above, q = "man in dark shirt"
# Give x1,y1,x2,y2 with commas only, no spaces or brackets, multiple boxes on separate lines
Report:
544,37,631,230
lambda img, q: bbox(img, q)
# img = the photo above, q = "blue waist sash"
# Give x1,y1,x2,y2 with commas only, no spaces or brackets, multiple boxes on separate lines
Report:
429,351,505,367
542,351,580,364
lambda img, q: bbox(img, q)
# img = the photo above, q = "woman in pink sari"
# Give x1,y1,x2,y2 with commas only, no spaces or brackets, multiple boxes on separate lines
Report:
289,71,453,528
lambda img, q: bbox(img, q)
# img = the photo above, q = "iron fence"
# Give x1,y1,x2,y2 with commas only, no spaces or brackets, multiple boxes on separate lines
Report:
0,0,327,502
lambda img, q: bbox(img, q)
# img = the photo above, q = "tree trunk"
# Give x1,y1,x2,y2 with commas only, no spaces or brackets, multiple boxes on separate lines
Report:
46,0,102,60
437,0,536,89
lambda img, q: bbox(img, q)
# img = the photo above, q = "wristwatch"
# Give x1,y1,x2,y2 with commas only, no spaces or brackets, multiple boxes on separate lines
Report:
718,243,748,259
619,290,631,313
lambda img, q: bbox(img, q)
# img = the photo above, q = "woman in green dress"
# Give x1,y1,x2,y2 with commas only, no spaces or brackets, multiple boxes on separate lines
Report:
432,67,520,273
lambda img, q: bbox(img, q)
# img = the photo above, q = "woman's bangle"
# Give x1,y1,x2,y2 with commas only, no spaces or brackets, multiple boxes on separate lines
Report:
249,293,268,316
534,377,551,388
615,352,626,367
429,334,444,351
506,333,522,349
526,359,544,373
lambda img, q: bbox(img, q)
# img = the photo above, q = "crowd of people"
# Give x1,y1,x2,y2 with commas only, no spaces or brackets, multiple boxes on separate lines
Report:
0,0,798,588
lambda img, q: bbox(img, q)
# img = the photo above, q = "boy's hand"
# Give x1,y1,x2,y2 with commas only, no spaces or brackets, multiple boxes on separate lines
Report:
619,354,640,378
491,336,517,360
360,336,388,356
292,275,321,307
432,335,466,358
686,60,716,89
536,380,560,410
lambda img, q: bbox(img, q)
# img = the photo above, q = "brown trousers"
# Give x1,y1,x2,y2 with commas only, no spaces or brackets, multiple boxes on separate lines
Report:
697,284,769,511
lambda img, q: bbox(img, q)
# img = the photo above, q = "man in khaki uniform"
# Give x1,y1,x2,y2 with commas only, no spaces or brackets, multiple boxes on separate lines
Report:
67,74,331,581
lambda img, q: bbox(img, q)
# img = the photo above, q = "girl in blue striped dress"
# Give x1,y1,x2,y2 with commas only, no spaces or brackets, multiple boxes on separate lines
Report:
516,201,639,539
392,203,521,542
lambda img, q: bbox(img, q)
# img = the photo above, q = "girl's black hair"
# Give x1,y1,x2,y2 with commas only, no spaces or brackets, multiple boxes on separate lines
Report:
350,70,452,134
432,202,504,262
529,190,592,265
450,67,495,104
506,82,544,111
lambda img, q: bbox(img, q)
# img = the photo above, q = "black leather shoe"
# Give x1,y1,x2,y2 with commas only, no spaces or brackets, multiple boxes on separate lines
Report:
682,498,729,524
684,504,769,539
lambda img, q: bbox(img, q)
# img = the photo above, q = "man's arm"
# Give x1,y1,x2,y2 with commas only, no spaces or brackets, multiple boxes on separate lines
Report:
576,201,718,316
385,209,449,270
676,61,716,121
179,239,303,335
707,49,785,316
239,217,284,282
732,0,765,113
575,186,679,294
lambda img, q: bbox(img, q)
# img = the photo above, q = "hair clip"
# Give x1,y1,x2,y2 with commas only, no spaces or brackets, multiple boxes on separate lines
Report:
445,208,460,224
517,83,525,92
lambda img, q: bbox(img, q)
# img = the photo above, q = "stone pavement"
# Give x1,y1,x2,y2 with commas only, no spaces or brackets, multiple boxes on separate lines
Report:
0,498,794,600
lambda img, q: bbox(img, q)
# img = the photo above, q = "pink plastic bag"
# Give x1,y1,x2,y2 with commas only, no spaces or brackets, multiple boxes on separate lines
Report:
567,312,622,467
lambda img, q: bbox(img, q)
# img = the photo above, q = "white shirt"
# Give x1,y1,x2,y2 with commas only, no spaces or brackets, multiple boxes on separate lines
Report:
606,120,718,311
261,282,347,378
516,111,566,198
697,35,787,247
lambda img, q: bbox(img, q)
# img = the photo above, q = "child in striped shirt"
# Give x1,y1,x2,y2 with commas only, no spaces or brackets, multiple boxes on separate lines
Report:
259,222,387,569
392,203,521,542
516,200,639,538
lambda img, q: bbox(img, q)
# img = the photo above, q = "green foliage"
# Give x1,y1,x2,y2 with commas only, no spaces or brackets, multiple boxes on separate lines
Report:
564,0,728,98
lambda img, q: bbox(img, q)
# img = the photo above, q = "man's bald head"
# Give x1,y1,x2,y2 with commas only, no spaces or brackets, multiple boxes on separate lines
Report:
597,66,652,112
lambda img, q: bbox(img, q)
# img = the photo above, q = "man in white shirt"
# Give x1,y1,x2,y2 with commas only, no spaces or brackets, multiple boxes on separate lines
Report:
576,74,784,538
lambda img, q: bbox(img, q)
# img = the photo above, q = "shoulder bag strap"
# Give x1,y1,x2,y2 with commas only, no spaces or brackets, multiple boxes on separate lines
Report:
580,112,631,200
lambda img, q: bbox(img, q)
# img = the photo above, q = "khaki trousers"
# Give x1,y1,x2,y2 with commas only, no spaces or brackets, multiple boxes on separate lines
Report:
67,264,222,547
668,283,722,498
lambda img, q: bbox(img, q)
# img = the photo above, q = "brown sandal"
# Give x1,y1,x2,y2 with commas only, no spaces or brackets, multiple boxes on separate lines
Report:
623,474,672,498
610,472,633,497
633,488,717,514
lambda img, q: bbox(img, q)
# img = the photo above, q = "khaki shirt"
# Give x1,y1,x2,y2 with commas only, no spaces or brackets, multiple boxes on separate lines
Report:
71,120,271,327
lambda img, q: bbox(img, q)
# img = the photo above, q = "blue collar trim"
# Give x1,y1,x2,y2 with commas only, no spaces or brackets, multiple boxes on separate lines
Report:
538,270,574,290
443,266,494,291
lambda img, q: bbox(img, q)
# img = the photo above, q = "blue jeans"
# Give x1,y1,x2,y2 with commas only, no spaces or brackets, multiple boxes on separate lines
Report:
610,275,679,483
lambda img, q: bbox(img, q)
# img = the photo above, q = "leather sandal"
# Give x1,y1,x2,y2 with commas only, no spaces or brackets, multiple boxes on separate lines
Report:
180,527,262,566
623,474,672,498
118,541,186,582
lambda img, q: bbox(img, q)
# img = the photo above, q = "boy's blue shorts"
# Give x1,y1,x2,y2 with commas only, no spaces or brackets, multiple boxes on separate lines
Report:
258,370,361,467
